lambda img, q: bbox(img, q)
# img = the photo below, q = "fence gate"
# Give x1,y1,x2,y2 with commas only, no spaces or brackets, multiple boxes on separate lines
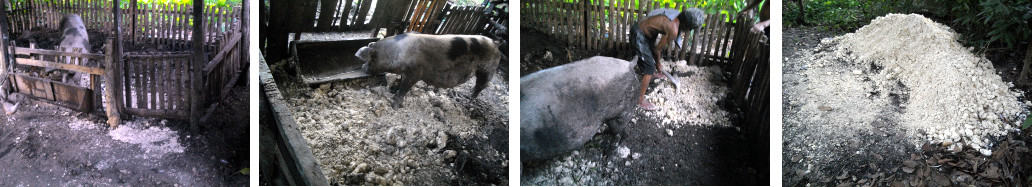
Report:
121,52,193,119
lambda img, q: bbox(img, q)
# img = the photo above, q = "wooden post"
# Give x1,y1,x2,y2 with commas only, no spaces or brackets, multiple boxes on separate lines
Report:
242,0,249,86
0,0,11,101
104,38,121,128
316,0,337,31
130,0,137,43
259,0,267,53
191,0,206,129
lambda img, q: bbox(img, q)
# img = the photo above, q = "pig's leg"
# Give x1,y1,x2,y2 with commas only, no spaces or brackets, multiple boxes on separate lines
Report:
391,75,419,108
604,111,632,156
471,68,494,98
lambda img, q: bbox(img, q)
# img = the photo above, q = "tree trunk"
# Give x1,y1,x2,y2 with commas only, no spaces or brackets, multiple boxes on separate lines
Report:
1019,44,1032,85
797,0,805,25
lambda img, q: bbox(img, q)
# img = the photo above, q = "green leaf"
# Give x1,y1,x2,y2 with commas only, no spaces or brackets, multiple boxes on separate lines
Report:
239,168,250,175
1022,115,1032,130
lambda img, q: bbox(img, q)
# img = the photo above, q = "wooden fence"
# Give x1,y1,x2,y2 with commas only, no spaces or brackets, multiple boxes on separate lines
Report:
122,51,193,119
5,1,237,52
6,41,110,112
201,32,244,122
522,0,739,63
435,5,487,35
1,1,247,126
725,15,770,183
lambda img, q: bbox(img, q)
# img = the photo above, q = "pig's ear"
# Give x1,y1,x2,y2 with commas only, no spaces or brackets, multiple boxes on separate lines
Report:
356,46,375,61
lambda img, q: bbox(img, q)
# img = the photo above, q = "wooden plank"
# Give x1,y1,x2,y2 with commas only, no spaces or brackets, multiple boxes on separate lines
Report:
203,32,242,72
339,0,354,29
15,58,105,75
13,47,106,59
355,0,373,28
148,55,155,109
134,55,144,109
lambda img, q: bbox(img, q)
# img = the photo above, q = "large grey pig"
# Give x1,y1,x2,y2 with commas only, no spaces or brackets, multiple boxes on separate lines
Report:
355,33,501,108
58,14,91,87
520,56,639,162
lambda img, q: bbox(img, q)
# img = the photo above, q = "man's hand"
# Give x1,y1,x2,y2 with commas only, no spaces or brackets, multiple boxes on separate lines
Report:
750,20,770,34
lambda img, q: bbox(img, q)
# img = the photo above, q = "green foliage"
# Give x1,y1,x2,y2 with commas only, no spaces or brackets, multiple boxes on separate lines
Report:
239,168,250,175
928,0,1031,50
652,0,754,22
786,0,1031,50
1023,114,1032,130
783,0,911,33
976,0,1031,49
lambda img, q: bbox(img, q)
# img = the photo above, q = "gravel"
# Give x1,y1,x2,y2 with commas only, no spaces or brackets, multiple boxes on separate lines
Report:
642,61,733,128
278,70,509,185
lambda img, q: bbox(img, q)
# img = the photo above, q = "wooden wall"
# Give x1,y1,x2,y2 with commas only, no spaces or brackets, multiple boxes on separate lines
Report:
522,0,740,63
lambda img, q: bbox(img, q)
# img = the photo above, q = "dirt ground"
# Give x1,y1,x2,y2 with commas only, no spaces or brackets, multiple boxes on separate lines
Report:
263,32,509,185
0,82,249,186
782,26,1032,186
519,28,766,186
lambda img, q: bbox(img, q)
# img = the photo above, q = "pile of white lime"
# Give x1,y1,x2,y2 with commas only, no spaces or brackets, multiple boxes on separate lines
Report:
813,14,1026,155
643,61,733,128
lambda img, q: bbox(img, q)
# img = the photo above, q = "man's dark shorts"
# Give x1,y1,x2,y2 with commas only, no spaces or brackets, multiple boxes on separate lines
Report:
630,24,657,75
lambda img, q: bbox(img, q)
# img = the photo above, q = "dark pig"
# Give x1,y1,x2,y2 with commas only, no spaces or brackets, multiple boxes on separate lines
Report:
520,56,639,162
355,33,501,108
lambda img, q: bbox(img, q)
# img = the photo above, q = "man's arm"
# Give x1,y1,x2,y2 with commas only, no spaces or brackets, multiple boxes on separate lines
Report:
652,24,678,72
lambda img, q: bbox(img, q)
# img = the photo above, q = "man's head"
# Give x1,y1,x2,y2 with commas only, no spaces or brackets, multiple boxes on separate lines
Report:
678,8,706,31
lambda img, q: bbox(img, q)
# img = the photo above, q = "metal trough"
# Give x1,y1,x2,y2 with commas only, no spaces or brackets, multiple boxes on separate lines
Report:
290,37,380,85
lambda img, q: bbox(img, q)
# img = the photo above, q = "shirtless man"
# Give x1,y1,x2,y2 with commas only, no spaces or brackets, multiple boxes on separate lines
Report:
631,8,705,110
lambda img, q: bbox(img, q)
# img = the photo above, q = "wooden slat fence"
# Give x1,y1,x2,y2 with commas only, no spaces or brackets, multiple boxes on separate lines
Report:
406,0,447,33
121,51,192,119
4,1,237,52
724,15,770,182
2,1,245,124
368,0,418,36
522,0,739,63
434,5,486,35
286,0,381,31
201,32,244,122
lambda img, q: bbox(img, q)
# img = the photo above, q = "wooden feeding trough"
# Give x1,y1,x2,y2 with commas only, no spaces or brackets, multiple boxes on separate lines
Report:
290,37,379,85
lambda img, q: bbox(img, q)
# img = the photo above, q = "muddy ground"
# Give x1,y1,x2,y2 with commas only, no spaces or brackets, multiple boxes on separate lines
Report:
519,28,766,185
0,82,249,186
782,26,1032,186
262,32,509,185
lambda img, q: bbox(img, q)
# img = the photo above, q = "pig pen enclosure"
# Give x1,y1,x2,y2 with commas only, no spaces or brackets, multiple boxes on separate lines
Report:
520,0,769,185
0,0,250,186
0,0,248,127
259,0,509,185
